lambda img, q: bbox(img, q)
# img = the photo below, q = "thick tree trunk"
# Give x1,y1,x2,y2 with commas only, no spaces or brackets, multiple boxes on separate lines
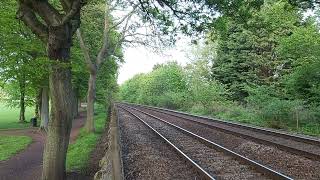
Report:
42,24,74,179
42,62,73,180
85,73,96,133
19,76,26,123
40,87,50,130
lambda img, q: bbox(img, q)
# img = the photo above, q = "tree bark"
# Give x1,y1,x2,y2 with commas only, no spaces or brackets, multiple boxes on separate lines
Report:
40,87,50,130
85,72,96,133
42,60,73,180
19,75,26,123
72,88,79,118
78,98,81,110
36,88,42,119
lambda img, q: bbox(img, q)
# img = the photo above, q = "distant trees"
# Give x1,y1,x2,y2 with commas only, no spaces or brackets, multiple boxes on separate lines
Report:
120,62,187,109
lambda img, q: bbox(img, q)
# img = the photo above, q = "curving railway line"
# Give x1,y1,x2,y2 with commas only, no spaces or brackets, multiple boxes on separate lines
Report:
117,104,296,180
124,103,320,161
117,103,320,179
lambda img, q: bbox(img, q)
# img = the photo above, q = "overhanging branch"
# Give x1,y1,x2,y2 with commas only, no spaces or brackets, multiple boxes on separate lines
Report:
76,29,96,73
60,0,81,25
17,2,48,43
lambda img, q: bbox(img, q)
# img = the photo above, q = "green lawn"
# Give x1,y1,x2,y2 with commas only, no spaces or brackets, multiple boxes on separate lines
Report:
0,135,32,161
0,102,34,129
66,106,107,172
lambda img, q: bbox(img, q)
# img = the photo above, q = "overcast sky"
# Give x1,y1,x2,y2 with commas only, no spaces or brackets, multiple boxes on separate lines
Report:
117,39,192,84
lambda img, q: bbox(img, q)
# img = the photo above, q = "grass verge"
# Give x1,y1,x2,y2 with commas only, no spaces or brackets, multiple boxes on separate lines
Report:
66,107,107,172
0,135,32,161
183,103,320,137
0,102,34,129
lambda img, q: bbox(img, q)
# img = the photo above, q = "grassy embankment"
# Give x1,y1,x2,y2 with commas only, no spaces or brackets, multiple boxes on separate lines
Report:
180,103,320,137
66,105,108,172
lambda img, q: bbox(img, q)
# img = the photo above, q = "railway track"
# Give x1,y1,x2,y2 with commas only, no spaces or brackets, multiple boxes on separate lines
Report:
118,105,293,180
123,103,320,161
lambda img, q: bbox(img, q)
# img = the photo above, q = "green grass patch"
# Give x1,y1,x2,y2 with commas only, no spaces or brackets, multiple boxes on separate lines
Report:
0,135,32,161
0,102,34,129
66,107,107,172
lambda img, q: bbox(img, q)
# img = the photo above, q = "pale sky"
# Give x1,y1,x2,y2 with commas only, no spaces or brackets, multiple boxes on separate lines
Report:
117,39,192,84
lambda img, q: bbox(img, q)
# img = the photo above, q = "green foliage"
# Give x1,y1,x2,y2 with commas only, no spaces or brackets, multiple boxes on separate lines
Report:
119,62,188,109
70,42,91,102
0,0,49,110
278,24,320,104
285,61,320,104
190,81,226,109
119,74,145,103
0,135,32,161
96,58,119,108
212,1,301,101
66,106,107,171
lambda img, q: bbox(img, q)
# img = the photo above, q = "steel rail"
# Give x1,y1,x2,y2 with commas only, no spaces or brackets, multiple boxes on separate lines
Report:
121,105,293,180
121,103,320,160
118,106,215,180
123,102,320,146
127,104,320,161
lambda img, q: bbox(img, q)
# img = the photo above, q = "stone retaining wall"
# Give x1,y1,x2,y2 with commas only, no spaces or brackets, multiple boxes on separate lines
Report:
94,105,123,180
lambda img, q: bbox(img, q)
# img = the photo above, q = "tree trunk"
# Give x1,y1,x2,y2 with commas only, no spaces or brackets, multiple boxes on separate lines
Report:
72,89,79,118
78,99,81,110
85,72,96,133
40,87,50,130
42,61,73,180
74,95,78,118
42,24,74,179
36,89,42,119
19,75,26,123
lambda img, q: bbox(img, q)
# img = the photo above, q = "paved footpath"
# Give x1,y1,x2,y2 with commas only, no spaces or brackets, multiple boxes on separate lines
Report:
0,112,86,180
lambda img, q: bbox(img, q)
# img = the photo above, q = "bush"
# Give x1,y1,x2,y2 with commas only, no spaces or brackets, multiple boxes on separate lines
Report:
156,91,187,110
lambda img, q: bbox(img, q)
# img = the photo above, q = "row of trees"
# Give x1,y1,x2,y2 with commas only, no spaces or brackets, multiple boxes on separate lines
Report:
0,0,122,179
119,1,320,135
0,0,121,127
